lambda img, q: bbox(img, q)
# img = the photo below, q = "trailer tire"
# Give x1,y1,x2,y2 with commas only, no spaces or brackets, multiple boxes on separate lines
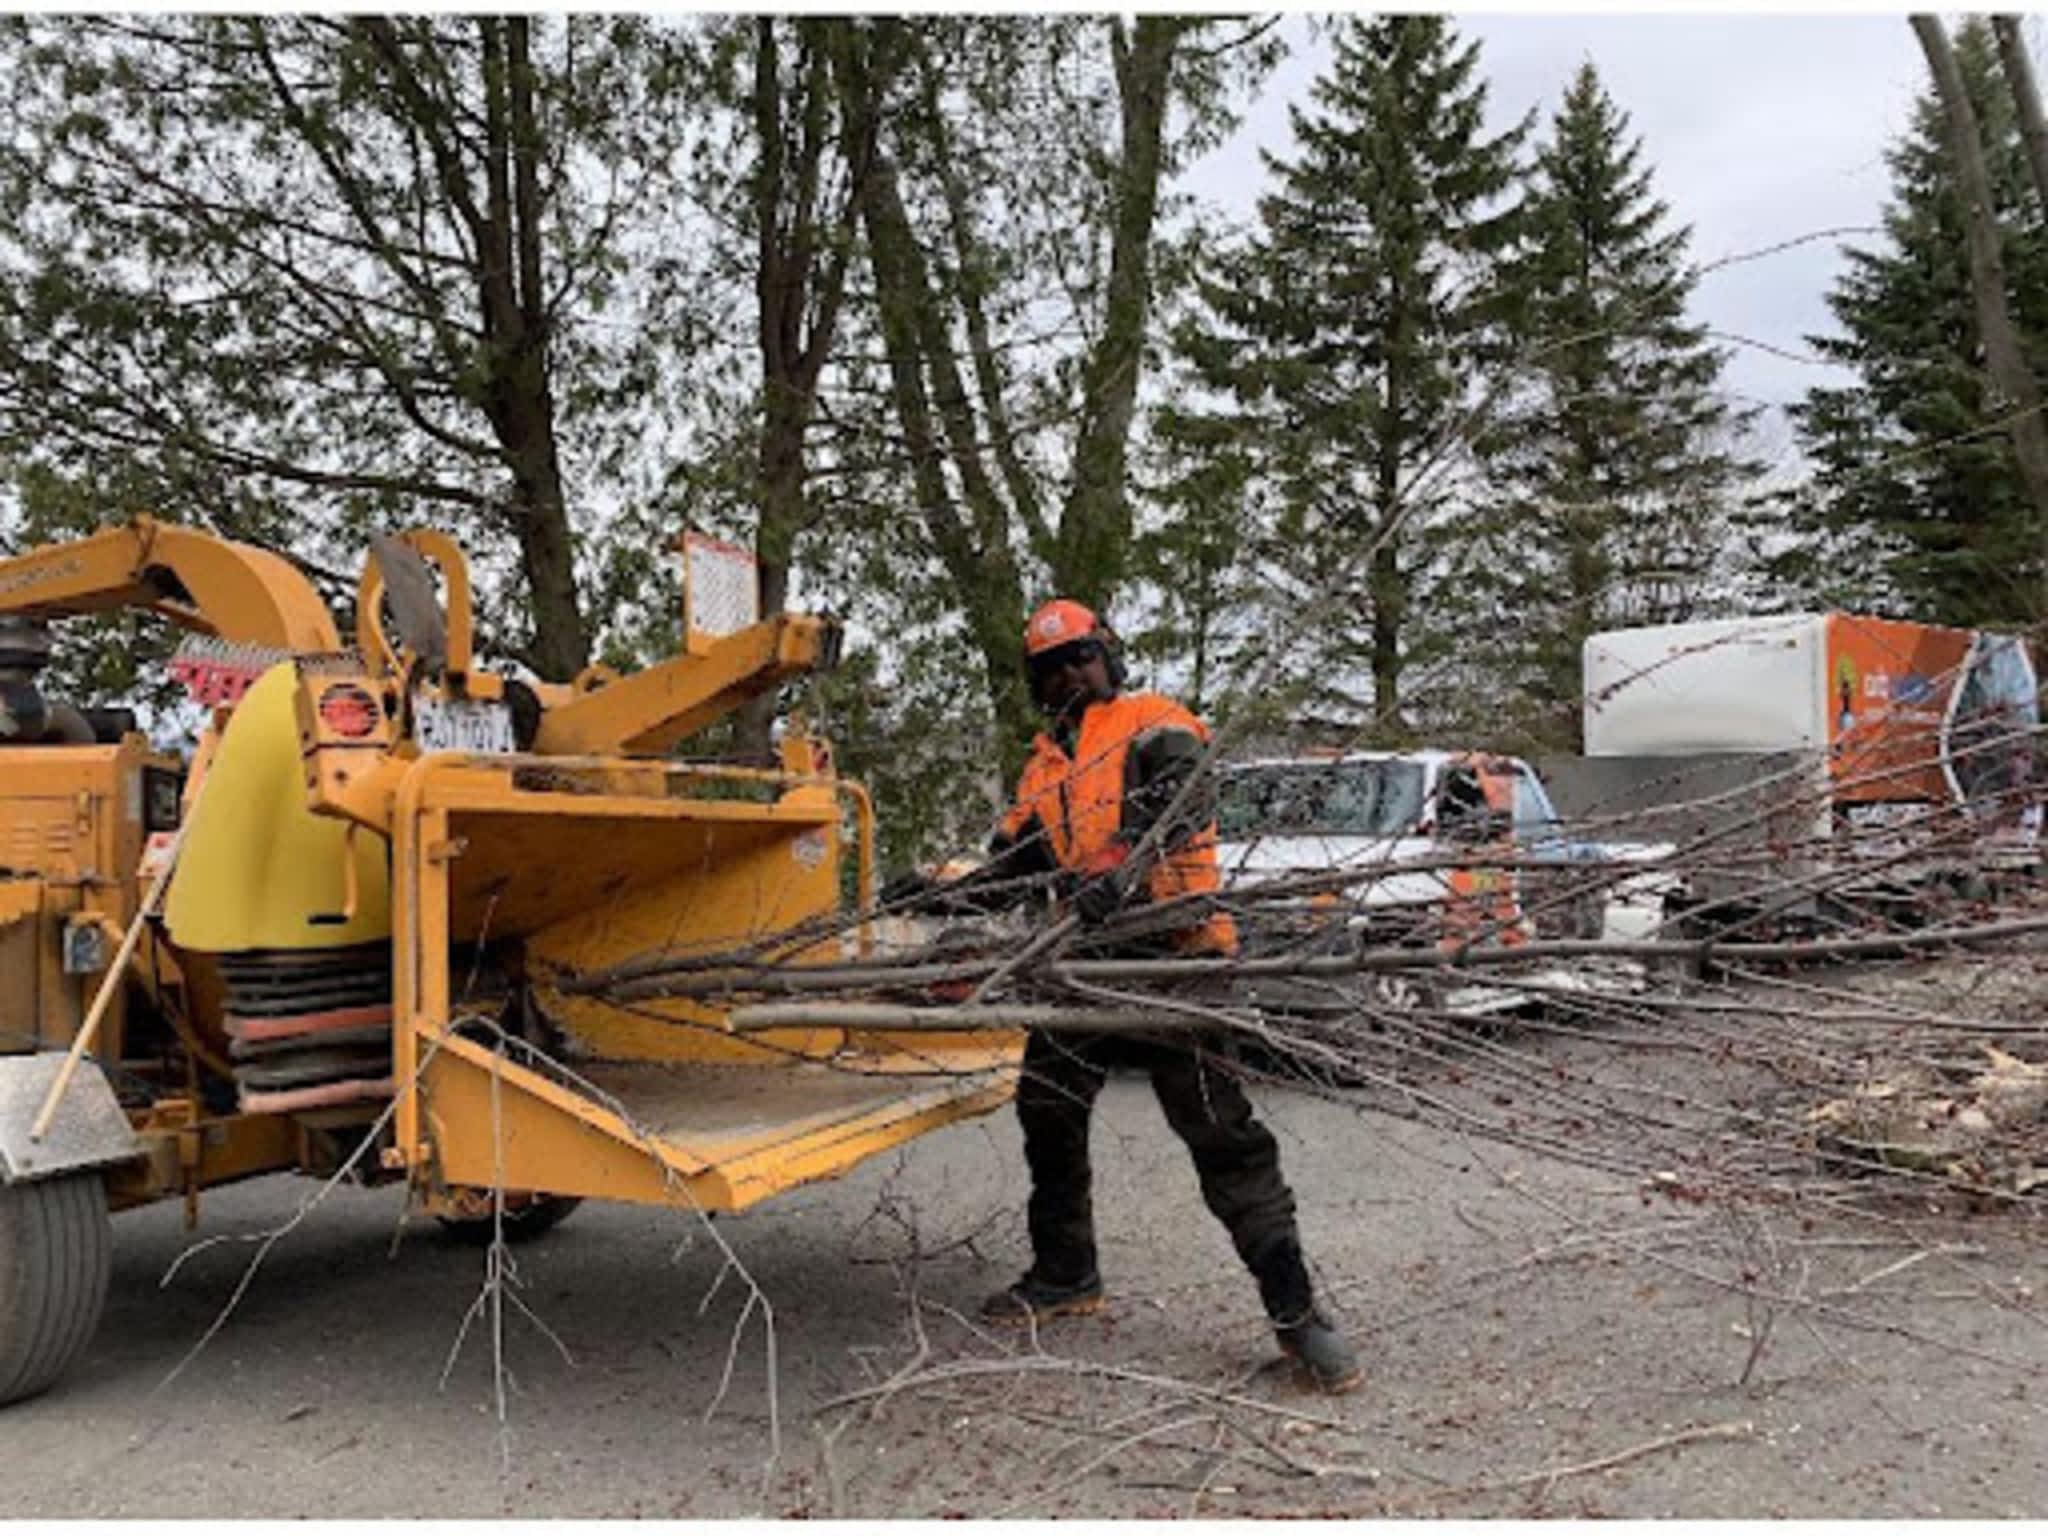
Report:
437,1192,582,1245
0,1173,112,1407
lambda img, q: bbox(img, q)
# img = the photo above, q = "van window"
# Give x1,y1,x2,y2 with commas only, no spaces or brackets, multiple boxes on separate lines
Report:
1510,768,1561,834
1509,766,1569,856
1217,760,1428,839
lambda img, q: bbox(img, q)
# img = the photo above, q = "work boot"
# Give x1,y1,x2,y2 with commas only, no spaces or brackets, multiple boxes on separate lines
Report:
980,1269,1105,1324
1275,1307,1363,1394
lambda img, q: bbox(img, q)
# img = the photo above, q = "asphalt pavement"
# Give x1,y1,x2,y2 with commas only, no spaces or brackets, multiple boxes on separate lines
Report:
4,1068,2046,1517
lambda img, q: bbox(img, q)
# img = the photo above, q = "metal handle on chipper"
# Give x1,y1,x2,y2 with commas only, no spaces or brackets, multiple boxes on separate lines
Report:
308,821,361,927
29,813,192,1143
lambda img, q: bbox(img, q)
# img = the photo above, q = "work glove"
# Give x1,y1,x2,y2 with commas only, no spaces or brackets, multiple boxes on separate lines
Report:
1075,877,1124,927
1066,871,1127,927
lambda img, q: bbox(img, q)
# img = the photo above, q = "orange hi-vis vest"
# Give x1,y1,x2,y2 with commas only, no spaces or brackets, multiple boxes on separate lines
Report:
1439,762,1529,953
1440,864,1526,951
1000,692,1238,956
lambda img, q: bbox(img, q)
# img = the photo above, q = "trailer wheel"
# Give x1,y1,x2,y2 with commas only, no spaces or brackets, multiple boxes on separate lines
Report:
437,1191,582,1244
0,1172,113,1407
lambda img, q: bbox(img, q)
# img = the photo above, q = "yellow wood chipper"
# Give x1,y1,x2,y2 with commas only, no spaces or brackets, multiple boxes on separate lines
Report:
0,516,1019,1405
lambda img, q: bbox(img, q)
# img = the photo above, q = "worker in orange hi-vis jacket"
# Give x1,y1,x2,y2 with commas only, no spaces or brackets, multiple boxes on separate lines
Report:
1437,758,1529,955
924,597,1361,1393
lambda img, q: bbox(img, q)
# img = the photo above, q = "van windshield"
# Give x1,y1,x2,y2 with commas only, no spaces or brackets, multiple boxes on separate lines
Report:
1949,635,2040,811
1216,760,1429,839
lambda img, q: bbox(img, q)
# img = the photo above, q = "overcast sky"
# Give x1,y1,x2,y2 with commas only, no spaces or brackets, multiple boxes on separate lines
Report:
1189,12,2032,482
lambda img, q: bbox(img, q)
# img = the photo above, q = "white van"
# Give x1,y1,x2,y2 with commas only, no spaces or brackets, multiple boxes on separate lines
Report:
1215,750,1673,1014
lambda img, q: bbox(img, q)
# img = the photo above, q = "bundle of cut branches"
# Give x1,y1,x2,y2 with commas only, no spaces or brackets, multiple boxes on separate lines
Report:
555,765,2048,1208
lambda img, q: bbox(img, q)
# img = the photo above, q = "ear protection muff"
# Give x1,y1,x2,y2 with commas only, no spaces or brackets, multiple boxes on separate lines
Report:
1095,622,1129,689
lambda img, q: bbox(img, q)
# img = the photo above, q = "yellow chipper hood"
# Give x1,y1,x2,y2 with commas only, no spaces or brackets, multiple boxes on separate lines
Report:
164,662,391,953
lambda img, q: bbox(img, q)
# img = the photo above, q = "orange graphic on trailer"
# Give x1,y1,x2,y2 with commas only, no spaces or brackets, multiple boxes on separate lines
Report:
1822,614,1973,804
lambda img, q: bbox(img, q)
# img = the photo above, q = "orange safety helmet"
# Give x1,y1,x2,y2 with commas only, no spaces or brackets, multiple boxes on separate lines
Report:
1024,598,1104,657
1023,598,1127,692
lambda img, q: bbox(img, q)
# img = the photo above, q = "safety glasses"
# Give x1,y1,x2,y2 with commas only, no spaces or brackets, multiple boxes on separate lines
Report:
1027,638,1102,682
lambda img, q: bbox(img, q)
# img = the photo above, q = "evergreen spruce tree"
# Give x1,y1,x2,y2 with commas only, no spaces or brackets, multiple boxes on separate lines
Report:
1127,423,1256,719
1481,62,1756,741
1174,16,1526,739
1784,18,2048,627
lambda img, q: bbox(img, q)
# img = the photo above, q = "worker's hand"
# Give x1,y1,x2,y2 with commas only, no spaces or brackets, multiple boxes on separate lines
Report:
1071,872,1125,927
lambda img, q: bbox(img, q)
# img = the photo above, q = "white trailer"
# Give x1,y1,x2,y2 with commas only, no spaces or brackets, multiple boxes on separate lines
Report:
1543,612,2040,922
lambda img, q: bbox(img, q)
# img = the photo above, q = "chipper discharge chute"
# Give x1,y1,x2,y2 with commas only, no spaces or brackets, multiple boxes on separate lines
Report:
0,518,1019,1405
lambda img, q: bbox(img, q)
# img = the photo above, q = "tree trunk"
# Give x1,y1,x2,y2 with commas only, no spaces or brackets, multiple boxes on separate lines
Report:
362,15,590,682
732,19,874,760
1189,545,1214,716
857,137,1035,760
732,380,803,761
1371,444,1405,738
1054,16,1181,608
751,14,800,631
1561,388,1606,715
1993,18,2048,223
737,18,810,760
837,26,1036,769
502,420,588,683
907,33,1051,558
1913,13,2048,620
496,20,588,681
1371,303,1408,739
1369,545,1403,737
